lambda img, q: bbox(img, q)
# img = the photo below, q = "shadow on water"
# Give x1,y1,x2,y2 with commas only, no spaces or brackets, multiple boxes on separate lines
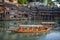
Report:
0,31,47,40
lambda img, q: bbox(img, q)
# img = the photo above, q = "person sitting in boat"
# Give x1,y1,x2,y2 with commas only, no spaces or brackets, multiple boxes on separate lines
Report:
18,26,23,31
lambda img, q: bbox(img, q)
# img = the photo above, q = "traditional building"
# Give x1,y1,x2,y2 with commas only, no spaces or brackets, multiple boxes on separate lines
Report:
4,3,18,20
3,0,18,20
4,0,17,4
4,0,18,7
0,1,60,25
0,0,5,20
30,6,60,25
16,6,60,25
4,5,60,25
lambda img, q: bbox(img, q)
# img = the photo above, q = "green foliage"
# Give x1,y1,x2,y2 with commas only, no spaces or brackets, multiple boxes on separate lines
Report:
38,0,44,3
18,0,28,4
48,0,55,7
33,0,36,2
57,0,60,2
18,0,44,4
18,0,55,6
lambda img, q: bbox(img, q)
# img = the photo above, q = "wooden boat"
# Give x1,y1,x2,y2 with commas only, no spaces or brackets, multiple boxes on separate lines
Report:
11,29,49,33
10,25,51,33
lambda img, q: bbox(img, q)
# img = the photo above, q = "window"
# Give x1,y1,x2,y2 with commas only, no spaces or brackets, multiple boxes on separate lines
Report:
14,15,16,18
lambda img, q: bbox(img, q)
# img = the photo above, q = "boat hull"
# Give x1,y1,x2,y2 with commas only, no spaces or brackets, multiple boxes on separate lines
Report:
10,30,49,33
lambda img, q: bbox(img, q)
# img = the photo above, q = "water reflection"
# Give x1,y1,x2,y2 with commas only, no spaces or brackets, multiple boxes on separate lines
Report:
0,31,60,40
0,21,60,40
0,21,21,27
38,31,60,40
0,21,42,28
0,32,47,40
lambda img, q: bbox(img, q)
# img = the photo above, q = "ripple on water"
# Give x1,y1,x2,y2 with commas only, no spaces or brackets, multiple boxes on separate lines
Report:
38,31,60,40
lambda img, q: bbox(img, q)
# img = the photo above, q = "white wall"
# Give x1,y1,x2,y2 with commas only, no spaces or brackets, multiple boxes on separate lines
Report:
4,0,17,4
4,0,9,3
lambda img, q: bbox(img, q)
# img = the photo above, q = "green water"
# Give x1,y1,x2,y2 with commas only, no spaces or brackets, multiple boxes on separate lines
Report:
0,32,47,40
0,21,60,40
0,30,60,40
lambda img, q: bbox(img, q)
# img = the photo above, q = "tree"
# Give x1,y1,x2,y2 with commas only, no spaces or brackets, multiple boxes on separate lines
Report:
18,0,28,4
39,0,44,3
48,0,55,7
18,0,55,7
56,0,60,3
33,0,36,2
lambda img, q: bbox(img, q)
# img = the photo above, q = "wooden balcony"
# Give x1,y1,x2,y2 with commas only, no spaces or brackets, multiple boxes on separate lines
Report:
0,2,4,5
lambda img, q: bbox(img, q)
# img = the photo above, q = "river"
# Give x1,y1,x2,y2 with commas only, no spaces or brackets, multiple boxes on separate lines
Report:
0,21,60,40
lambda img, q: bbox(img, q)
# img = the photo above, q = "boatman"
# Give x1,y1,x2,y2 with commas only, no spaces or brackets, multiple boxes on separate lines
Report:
18,26,23,31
